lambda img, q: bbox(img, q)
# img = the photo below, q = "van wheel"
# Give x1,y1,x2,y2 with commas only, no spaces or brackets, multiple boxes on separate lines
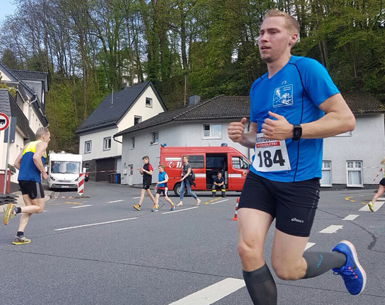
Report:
173,183,187,197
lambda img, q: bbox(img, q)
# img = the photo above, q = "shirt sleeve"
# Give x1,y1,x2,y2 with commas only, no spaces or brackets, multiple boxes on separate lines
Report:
148,164,153,171
297,58,340,107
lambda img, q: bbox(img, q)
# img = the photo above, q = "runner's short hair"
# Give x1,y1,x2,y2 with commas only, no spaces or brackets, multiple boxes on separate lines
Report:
264,9,300,35
35,127,50,139
182,155,189,160
142,156,149,160
158,164,165,169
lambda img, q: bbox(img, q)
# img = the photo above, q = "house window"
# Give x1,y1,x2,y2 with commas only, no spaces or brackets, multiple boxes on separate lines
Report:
321,160,332,187
85,141,92,154
134,116,142,125
151,132,159,145
103,137,111,151
203,124,222,138
129,137,135,149
146,97,153,108
347,161,363,187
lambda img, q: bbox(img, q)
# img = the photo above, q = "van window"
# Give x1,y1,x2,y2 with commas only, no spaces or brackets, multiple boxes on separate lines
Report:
189,155,204,169
232,157,249,169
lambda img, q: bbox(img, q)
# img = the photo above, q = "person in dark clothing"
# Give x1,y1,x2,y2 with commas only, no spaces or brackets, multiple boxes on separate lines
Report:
176,155,201,207
133,156,156,211
212,172,226,197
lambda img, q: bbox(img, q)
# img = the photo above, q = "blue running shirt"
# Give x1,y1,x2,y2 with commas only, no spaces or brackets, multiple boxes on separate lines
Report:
158,171,168,188
249,56,339,182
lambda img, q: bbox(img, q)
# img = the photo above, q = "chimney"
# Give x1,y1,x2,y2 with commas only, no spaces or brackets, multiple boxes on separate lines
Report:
188,95,201,107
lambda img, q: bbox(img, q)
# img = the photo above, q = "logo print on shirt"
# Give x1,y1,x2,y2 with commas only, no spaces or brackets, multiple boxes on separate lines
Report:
273,84,293,108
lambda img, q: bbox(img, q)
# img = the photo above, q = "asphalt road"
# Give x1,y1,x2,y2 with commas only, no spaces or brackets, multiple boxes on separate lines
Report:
0,182,384,305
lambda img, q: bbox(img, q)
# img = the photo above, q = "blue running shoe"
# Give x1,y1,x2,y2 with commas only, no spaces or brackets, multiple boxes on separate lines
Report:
170,204,175,211
332,240,366,295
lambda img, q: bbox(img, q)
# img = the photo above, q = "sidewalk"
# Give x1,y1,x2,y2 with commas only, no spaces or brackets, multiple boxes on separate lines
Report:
1,182,52,210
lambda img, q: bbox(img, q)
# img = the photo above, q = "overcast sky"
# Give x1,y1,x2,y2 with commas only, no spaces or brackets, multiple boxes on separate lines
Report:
0,0,17,24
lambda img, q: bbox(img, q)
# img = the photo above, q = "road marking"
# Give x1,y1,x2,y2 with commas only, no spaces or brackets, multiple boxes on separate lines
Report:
162,207,199,214
376,197,385,201
305,242,316,251
344,196,355,203
54,217,138,231
132,196,140,199
107,200,124,203
169,278,245,305
210,199,229,205
64,201,82,205
319,225,343,234
359,202,384,212
71,205,92,209
343,214,359,221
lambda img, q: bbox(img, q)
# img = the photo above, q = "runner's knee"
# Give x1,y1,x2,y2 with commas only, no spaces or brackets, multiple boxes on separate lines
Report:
271,258,303,280
237,239,263,262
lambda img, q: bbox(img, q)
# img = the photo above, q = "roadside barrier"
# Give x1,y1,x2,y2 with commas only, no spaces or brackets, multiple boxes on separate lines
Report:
232,198,239,221
78,173,85,196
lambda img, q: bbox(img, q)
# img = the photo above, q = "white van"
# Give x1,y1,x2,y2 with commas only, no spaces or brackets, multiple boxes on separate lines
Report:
48,152,83,190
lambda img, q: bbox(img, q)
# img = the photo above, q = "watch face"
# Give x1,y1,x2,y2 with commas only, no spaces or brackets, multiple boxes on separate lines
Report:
293,125,302,140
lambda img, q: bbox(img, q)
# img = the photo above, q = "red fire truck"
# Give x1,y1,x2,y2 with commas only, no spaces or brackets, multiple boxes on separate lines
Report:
159,145,251,196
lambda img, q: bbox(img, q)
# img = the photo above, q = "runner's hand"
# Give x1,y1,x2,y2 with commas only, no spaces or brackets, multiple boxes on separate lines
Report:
262,111,293,140
42,172,48,180
228,118,247,143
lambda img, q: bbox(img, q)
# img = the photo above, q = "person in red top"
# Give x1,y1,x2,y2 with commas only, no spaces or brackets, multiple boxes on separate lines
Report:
133,156,156,211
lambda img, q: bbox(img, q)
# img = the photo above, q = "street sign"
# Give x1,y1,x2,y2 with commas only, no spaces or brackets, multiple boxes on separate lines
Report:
0,113,9,131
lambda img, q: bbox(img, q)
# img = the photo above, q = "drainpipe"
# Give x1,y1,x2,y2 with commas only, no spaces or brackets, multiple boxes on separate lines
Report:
113,134,122,144
28,94,38,122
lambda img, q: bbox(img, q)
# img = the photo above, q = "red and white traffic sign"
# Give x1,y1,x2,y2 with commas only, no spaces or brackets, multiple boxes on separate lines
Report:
0,112,10,131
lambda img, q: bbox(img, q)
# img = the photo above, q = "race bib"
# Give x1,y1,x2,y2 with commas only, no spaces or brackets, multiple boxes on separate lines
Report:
253,133,291,172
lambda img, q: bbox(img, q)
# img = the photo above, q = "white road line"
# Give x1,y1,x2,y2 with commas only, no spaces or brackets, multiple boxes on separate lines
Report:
54,217,138,231
359,202,384,212
71,205,92,209
169,278,245,305
107,200,124,203
305,242,316,251
376,197,385,201
319,225,343,234
132,197,141,199
162,206,199,214
343,214,359,221
210,199,229,205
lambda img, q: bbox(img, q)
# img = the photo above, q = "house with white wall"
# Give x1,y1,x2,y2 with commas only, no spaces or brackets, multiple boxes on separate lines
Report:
75,81,166,181
114,95,251,186
115,93,385,188
0,62,49,191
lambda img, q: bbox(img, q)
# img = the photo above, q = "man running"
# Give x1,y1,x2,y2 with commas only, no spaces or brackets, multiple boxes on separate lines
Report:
228,9,366,305
3,127,50,245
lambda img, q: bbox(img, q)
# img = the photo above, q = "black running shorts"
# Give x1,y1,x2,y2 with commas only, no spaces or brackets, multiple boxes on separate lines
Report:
238,171,320,237
19,180,45,200
156,188,168,196
142,182,151,190
380,178,385,186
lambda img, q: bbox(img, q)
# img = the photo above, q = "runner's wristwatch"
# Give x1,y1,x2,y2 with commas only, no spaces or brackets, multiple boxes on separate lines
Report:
292,124,302,141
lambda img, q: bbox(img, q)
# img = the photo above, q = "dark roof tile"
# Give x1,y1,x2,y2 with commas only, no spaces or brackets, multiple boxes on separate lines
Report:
76,81,166,134
0,89,35,140
10,69,48,81
115,92,383,137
